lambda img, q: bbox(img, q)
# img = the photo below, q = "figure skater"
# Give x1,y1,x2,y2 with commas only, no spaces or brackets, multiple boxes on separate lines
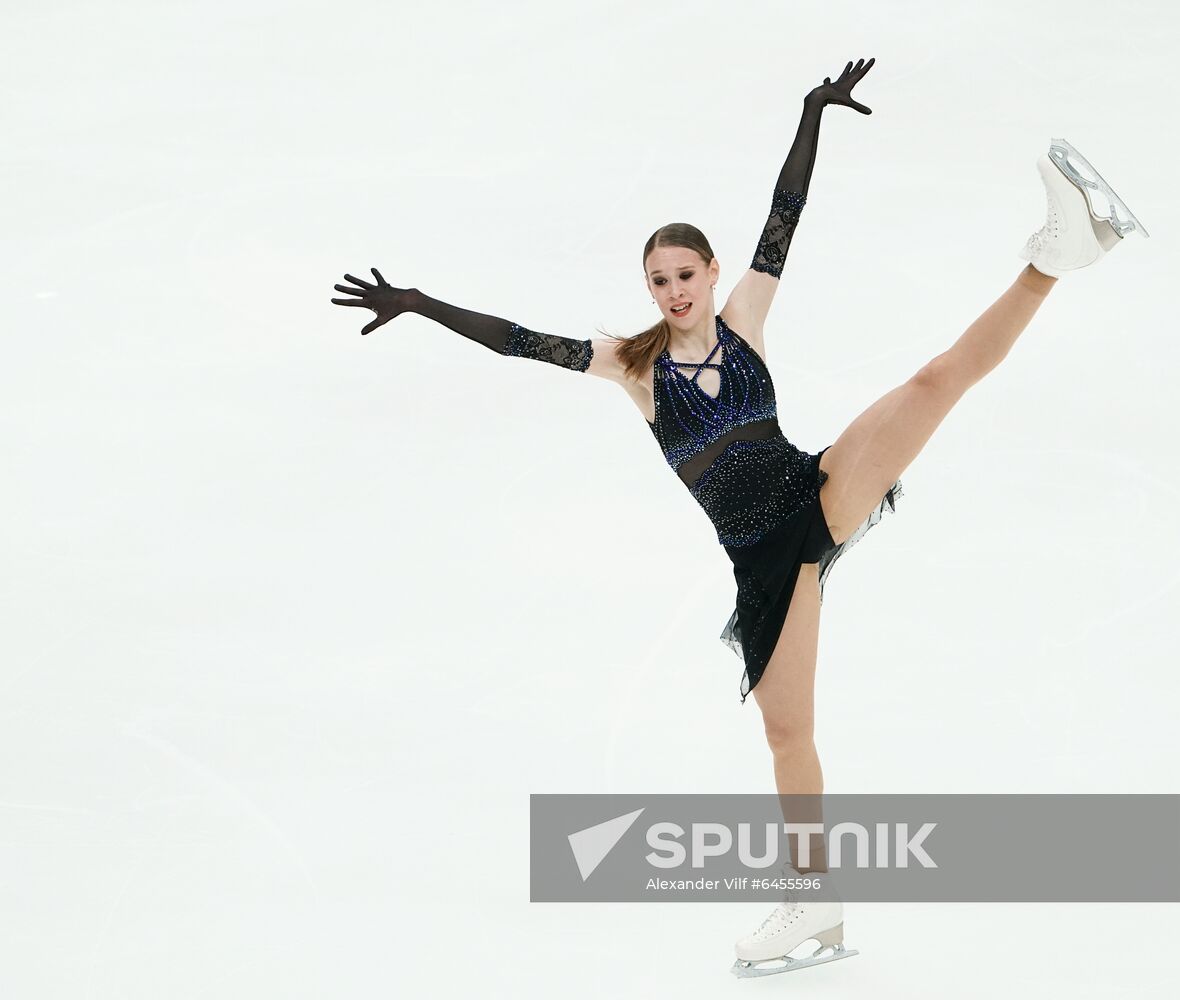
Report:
331,57,1148,978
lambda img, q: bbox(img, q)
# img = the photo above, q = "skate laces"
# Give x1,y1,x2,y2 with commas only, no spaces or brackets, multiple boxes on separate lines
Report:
1025,161,1064,260
753,872,805,936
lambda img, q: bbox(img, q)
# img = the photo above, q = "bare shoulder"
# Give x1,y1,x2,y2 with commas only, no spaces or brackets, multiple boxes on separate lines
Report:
585,336,630,385
587,336,656,424
719,301,769,364
721,267,777,349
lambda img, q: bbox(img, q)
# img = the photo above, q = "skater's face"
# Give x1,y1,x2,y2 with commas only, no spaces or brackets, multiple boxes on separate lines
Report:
644,247,719,326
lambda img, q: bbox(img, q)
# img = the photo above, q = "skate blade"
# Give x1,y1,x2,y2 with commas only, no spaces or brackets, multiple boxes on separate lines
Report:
1049,136,1149,239
730,943,859,978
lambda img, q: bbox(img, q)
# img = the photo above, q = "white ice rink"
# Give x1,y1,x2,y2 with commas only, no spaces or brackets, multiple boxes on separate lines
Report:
3,0,1178,996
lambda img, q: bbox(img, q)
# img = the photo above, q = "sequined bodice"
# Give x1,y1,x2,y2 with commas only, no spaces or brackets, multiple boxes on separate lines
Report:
648,315,822,548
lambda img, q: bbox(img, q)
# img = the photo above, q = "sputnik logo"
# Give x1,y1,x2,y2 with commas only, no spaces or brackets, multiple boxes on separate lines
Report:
567,808,645,881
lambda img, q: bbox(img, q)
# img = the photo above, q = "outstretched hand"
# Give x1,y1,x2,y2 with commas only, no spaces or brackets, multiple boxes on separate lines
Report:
809,57,875,115
331,268,413,335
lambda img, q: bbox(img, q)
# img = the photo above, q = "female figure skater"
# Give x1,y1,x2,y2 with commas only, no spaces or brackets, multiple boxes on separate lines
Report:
331,57,1148,977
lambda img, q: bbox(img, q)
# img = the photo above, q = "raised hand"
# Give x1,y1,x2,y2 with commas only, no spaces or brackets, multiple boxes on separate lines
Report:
331,268,413,335
809,57,875,115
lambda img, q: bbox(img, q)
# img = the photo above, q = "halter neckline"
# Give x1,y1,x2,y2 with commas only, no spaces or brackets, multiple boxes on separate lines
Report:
663,315,729,372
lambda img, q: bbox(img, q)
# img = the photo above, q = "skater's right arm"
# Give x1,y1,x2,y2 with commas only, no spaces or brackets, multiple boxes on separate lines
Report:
331,268,634,383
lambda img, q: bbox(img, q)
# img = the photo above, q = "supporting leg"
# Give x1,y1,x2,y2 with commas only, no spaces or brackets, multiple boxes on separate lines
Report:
752,562,829,873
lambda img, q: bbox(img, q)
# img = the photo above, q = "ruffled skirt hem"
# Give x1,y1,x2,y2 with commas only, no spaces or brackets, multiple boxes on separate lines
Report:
719,452,904,704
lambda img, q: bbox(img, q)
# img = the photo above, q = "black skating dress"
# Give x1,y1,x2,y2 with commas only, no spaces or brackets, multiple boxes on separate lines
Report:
645,309,902,703
407,186,903,704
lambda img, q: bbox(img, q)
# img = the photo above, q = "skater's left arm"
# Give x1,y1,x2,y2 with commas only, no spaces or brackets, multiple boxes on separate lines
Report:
723,59,875,340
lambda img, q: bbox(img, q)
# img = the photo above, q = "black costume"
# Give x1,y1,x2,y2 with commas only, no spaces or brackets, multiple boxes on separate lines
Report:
648,306,900,702
397,97,901,703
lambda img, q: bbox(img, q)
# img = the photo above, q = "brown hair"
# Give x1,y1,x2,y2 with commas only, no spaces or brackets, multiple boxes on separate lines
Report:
596,223,717,384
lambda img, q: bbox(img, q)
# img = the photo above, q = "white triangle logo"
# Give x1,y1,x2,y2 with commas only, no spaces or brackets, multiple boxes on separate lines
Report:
568,808,645,881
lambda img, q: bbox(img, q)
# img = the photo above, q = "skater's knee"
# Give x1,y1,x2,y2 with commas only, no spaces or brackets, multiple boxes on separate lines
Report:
762,717,815,758
912,352,953,391
911,352,969,402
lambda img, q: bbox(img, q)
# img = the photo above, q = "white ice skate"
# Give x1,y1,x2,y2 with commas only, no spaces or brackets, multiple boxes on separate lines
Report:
731,870,857,978
1018,137,1149,278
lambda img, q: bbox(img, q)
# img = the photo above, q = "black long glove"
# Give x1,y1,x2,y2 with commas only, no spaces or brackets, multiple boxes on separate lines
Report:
750,57,876,278
331,269,593,372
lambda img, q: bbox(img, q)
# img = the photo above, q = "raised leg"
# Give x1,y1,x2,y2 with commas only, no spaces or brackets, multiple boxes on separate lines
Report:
818,265,1057,543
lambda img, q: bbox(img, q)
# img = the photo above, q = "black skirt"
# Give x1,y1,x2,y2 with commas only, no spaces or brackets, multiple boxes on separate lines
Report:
719,444,904,704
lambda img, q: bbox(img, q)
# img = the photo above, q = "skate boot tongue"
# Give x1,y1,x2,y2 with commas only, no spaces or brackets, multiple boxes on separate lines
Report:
772,863,807,913
759,898,799,932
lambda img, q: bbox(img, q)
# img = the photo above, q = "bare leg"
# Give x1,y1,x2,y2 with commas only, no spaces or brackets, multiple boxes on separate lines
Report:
751,562,829,873
818,265,1058,543
752,266,1056,873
